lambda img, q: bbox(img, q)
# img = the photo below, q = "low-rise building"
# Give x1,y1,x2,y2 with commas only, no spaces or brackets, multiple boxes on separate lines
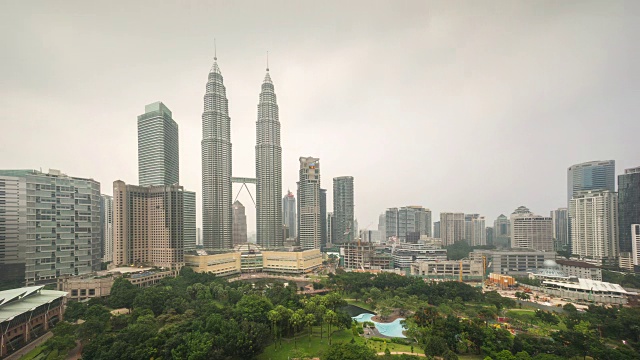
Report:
263,249,323,274
555,259,602,281
410,259,484,281
536,278,632,305
342,242,393,270
391,243,447,270
0,286,67,357
471,249,555,276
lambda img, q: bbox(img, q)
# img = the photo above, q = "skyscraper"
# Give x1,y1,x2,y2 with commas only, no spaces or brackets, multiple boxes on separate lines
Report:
570,190,618,262
486,227,494,245
551,208,569,250
101,194,113,262
298,157,321,250
333,176,354,244
567,160,615,203
493,214,510,248
464,214,486,246
378,213,386,242
201,56,233,249
327,212,334,246
113,180,184,269
440,212,465,246
397,206,432,242
283,191,296,240
510,206,553,252
385,208,399,239
631,224,640,271
184,191,196,251
320,188,327,248
232,200,248,245
618,167,640,253
255,66,282,249
138,102,179,187
0,169,101,285
434,221,441,239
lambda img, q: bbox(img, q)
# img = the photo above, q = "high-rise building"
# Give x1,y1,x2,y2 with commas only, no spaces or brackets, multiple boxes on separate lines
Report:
434,221,441,239
201,56,233,250
232,200,247,245
101,194,113,262
464,214,486,246
327,212,334,246
320,188,327,248
397,206,432,242
510,206,553,252
551,208,569,250
631,224,640,271
385,208,399,239
138,102,179,187
184,191,196,251
113,180,184,269
493,214,510,248
283,191,296,240
333,176,354,244
570,190,618,262
255,67,282,249
0,170,101,285
196,227,201,246
486,227,494,245
378,213,386,242
618,167,640,253
440,212,465,246
298,157,321,249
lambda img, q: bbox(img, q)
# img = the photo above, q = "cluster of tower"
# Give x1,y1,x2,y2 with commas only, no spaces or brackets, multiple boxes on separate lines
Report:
201,55,283,250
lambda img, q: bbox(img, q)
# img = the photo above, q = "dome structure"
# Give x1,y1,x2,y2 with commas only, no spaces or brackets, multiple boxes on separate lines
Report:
234,243,262,255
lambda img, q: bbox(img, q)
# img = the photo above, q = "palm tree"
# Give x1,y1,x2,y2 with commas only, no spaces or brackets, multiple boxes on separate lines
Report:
324,310,338,345
267,309,281,348
290,311,304,349
304,313,315,344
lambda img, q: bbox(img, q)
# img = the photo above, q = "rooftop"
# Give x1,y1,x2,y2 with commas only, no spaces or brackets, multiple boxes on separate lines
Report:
555,259,599,269
542,278,628,294
0,286,67,323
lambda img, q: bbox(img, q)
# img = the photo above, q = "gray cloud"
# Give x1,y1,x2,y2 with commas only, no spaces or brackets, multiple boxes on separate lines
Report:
1,0,638,233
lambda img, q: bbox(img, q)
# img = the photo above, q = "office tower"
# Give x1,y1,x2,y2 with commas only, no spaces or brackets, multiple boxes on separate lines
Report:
283,191,297,240
385,208,399,239
184,191,196,251
333,176,354,244
137,102,179,187
378,213,386,241
568,160,615,203
416,207,433,237
464,214,486,246
113,180,184,268
255,67,282,249
618,167,640,253
434,221,441,239
298,157,321,249
232,200,248,245
0,174,26,283
398,207,416,242
551,208,569,250
101,194,113,262
493,214,510,248
327,212,334,246
353,219,359,239
510,206,553,252
0,170,101,285
320,188,327,248
440,212,465,246
486,227,494,245
196,228,201,246
632,224,640,270
570,190,618,262
202,56,233,249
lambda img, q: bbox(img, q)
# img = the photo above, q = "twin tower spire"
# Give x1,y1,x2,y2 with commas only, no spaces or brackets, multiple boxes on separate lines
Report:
201,52,282,250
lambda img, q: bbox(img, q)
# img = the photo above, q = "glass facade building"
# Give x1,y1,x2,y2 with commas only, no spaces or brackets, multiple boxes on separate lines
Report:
618,167,640,253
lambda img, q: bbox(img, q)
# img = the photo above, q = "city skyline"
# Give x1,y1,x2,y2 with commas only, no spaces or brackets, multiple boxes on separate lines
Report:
2,2,639,233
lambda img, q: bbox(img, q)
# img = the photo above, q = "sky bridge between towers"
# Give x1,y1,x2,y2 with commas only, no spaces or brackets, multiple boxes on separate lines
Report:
232,177,256,207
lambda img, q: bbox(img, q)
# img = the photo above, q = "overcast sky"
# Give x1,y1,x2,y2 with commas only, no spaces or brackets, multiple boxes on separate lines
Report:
1,1,639,234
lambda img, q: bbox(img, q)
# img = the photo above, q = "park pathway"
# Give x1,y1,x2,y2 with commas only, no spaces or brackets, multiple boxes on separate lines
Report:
376,351,426,357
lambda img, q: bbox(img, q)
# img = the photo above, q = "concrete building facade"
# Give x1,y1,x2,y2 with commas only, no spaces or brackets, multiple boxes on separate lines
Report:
137,102,179,187
333,176,354,244
510,206,553,252
298,157,321,249
101,194,113,262
440,212,465,246
472,249,555,276
618,167,640,254
570,190,619,263
232,200,248,245
283,191,296,240
551,208,569,250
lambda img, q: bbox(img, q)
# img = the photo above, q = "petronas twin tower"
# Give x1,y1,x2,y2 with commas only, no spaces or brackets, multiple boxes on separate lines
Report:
201,55,282,250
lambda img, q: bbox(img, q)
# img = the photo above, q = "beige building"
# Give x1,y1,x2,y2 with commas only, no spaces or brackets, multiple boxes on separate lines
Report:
510,206,554,252
440,212,465,246
113,180,184,269
184,246,322,276
410,259,484,281
555,259,602,281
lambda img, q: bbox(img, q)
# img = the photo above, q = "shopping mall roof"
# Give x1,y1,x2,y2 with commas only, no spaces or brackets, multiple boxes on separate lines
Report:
542,278,628,294
0,286,67,323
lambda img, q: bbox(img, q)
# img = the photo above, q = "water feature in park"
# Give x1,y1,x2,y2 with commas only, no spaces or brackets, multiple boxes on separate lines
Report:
352,313,407,338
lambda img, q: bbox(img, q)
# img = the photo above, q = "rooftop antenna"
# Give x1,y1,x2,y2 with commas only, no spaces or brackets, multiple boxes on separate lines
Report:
214,38,217,60
266,51,269,72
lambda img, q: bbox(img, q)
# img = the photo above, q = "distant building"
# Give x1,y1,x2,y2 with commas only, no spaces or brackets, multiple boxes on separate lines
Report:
138,102,179,187
486,226,494,246
232,200,248,246
283,191,297,240
551,208,569,250
464,214,486,246
493,214,511,248
618,167,640,254
333,176,354,244
327,212,334,246
472,249,555,276
392,244,447,270
410,259,484,281
385,208,399,239
113,180,184,269
320,188,327,248
342,242,392,270
0,169,101,285
434,221,441,239
570,190,618,263
101,194,114,262
196,227,201,246
440,212,465,246
510,206,553,252
554,259,602,281
378,213,386,242
298,157,321,250
184,191,196,251
633,224,640,272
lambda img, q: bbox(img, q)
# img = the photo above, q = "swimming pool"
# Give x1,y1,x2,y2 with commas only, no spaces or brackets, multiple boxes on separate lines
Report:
352,313,407,338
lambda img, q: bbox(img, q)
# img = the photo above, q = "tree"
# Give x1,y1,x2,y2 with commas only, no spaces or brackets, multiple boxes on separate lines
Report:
267,309,281,348
324,310,338,345
305,313,315,344
494,349,516,360
324,342,377,360
109,277,139,310
290,310,304,348
515,351,532,360
234,294,274,323
424,335,449,357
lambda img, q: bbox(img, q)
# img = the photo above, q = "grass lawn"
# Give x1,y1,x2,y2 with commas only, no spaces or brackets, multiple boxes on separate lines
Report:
345,299,375,312
506,309,535,316
258,326,417,360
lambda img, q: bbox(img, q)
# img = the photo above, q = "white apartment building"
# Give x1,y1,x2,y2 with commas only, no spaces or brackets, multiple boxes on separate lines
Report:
570,190,618,262
510,206,553,252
